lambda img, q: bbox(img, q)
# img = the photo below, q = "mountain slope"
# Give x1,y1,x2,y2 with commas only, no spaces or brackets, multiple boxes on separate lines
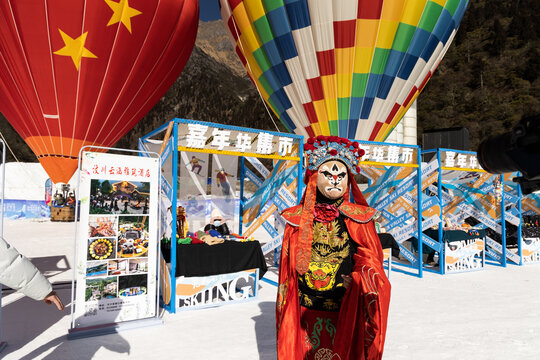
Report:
114,45,282,149
418,0,540,149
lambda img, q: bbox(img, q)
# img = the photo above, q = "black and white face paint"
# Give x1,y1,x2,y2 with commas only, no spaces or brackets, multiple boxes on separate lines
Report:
317,160,348,200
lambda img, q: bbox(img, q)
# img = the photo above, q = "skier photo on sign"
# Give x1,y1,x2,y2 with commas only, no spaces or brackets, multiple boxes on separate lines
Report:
189,156,205,175
216,168,234,197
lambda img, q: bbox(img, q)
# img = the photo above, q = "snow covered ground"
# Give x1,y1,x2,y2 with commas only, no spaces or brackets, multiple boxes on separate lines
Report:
2,219,540,359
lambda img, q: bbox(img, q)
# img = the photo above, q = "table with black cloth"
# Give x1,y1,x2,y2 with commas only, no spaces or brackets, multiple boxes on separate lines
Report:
161,240,268,279
415,229,486,255
424,229,486,243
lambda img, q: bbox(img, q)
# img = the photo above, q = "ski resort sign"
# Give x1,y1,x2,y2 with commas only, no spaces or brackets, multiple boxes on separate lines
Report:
445,236,485,273
176,269,259,310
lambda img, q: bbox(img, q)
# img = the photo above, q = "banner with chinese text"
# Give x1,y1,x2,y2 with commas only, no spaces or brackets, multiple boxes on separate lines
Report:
176,119,301,161
440,150,482,171
356,141,418,166
73,152,159,328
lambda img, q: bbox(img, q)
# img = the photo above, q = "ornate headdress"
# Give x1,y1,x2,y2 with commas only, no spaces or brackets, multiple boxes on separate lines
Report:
304,136,365,176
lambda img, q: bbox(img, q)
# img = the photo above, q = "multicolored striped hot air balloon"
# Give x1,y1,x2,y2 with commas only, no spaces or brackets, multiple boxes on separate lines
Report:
0,0,198,184
220,0,468,141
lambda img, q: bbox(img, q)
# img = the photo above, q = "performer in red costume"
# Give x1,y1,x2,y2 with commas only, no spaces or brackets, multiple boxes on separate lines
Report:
276,136,391,360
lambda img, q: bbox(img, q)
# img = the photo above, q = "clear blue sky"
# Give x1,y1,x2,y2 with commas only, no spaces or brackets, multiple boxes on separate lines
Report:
200,0,221,21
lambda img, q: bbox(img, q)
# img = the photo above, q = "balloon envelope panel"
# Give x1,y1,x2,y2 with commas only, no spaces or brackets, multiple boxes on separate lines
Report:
220,0,468,141
0,0,198,183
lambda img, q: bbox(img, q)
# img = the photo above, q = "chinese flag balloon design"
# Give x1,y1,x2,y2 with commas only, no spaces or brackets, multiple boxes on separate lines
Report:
0,0,198,183
220,0,468,140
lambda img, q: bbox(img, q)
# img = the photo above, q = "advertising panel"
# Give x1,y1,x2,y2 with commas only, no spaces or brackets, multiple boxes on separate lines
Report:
73,152,159,328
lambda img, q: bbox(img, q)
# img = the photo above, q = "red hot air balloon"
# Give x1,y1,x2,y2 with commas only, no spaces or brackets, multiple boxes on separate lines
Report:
0,0,198,183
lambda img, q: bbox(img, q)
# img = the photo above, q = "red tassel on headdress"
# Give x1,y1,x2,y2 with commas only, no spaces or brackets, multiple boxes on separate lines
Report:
346,169,369,206
303,169,315,184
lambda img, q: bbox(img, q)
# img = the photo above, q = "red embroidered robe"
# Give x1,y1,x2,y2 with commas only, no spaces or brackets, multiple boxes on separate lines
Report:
276,201,391,360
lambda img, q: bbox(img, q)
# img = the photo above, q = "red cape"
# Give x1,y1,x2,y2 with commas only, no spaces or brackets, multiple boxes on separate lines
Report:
277,201,391,359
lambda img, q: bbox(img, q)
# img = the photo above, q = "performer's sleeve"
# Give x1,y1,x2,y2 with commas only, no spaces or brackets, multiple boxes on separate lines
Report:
355,220,391,360
276,224,293,332
335,219,391,359
363,219,384,262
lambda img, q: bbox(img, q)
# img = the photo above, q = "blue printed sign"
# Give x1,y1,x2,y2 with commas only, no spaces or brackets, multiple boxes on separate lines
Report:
4,200,50,219
262,220,279,239
245,168,263,188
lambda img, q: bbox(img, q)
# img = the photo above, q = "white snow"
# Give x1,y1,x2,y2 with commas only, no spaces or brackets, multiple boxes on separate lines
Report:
1,219,540,359
0,164,539,359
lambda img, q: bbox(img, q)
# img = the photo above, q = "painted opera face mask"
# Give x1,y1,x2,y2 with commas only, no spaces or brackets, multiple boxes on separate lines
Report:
317,160,348,200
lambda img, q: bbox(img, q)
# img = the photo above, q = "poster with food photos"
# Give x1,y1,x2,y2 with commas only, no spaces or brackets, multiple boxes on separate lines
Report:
73,152,159,329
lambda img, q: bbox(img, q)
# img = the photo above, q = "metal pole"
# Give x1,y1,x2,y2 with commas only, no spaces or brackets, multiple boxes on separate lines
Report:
501,174,507,267
70,151,83,330
239,157,245,236
437,149,444,274
0,139,6,352
297,138,304,205
417,148,423,278
517,172,523,265
141,150,163,324
0,139,5,235
170,121,179,313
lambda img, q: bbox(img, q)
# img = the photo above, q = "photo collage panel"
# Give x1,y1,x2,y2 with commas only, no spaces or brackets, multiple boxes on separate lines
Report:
84,179,152,302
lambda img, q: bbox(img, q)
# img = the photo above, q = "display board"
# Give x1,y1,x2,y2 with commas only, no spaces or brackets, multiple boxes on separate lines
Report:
441,230,486,273
355,141,424,277
2,200,50,219
140,119,303,313
522,193,540,264
72,152,159,330
421,149,518,273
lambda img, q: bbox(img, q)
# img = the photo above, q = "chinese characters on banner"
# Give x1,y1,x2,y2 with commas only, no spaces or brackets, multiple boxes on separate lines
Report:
440,151,482,170
357,143,417,165
73,152,159,329
181,123,298,158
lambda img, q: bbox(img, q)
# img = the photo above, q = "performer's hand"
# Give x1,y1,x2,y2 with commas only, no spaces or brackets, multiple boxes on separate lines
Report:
341,275,352,289
43,291,64,311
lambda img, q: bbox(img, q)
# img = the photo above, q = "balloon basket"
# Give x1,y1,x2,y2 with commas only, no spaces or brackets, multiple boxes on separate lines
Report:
50,206,75,222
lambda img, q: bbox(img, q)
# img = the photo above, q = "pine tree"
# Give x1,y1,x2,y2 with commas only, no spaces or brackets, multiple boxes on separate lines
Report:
489,18,506,56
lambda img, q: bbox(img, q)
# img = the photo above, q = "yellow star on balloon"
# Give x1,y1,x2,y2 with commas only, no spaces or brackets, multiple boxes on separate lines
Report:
105,0,142,33
53,30,97,71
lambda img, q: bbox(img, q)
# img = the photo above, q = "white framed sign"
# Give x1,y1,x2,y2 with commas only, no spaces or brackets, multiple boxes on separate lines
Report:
522,237,540,263
73,152,159,329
